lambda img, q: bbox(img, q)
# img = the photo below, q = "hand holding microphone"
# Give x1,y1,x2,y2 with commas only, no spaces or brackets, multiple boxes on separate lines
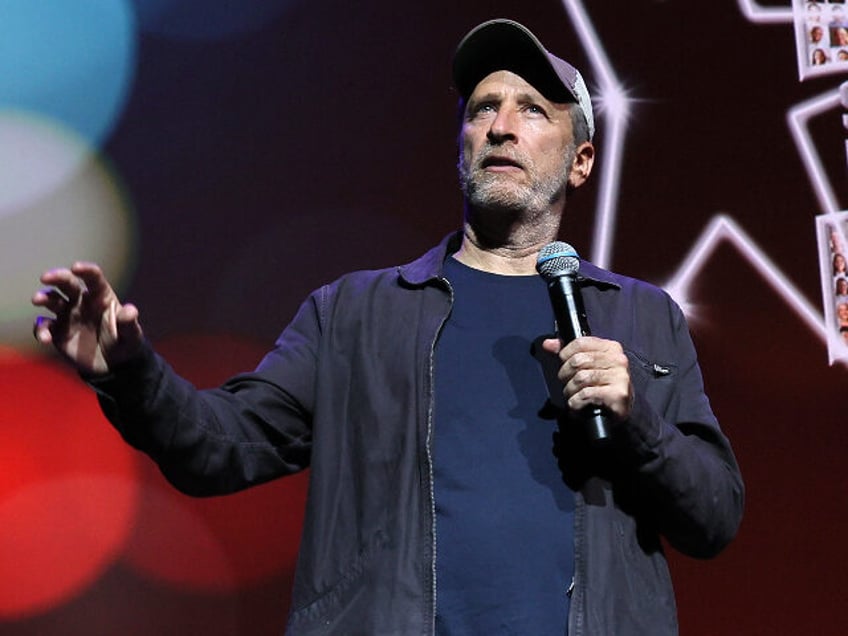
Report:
536,242,633,443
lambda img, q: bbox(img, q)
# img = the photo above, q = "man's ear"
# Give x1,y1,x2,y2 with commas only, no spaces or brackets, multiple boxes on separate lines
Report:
567,142,595,190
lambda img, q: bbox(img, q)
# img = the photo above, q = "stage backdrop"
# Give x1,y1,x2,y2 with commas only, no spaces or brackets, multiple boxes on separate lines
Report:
2,1,846,634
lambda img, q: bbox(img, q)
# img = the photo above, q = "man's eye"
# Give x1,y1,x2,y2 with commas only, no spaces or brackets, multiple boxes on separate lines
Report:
525,104,546,116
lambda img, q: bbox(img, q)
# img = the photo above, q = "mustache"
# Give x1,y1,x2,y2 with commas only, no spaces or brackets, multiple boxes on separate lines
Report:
473,146,528,170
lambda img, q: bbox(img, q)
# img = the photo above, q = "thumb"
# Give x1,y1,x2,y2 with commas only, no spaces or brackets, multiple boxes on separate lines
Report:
541,337,562,355
115,302,143,347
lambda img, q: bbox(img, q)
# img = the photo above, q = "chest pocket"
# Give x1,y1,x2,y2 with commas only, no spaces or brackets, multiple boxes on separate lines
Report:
625,348,678,419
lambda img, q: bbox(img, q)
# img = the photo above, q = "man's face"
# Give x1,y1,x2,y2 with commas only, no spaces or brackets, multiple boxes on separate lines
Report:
458,70,579,215
838,303,848,322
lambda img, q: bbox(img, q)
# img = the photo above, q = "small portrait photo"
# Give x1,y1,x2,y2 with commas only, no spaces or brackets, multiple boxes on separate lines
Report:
835,276,848,305
830,25,848,46
829,4,848,25
833,251,848,278
836,301,848,329
816,213,848,364
812,47,831,64
827,223,844,253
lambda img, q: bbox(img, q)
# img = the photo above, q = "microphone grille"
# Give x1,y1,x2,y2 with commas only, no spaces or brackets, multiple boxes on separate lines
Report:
536,241,580,281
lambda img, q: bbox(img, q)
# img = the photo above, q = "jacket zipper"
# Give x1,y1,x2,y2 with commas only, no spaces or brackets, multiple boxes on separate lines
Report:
426,276,454,635
569,490,586,636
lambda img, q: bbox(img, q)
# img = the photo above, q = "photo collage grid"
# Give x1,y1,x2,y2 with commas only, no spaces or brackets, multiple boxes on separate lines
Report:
794,0,848,78
817,212,848,363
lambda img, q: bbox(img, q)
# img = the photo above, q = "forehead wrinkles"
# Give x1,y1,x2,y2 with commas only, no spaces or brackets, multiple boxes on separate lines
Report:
467,70,567,108
463,78,575,139
467,89,552,113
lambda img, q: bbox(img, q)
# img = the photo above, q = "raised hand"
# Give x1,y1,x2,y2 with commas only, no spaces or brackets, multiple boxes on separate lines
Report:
32,262,143,375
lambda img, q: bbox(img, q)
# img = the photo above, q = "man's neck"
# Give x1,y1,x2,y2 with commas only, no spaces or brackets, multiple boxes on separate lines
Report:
452,217,561,275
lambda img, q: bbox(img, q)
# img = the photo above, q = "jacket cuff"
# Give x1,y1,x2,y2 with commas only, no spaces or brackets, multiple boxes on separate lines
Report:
84,341,159,403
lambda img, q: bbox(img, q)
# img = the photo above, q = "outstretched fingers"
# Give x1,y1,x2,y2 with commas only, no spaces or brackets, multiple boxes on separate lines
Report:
70,262,113,299
32,262,144,374
32,315,56,345
37,268,86,308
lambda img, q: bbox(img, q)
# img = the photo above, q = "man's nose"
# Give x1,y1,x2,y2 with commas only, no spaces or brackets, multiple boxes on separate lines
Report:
487,108,517,144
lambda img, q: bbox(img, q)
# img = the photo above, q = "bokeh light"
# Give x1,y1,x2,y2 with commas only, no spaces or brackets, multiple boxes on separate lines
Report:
0,349,140,618
0,0,135,215
124,465,308,592
0,125,137,351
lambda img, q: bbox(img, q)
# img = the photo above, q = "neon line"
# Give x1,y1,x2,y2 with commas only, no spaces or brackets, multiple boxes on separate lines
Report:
591,111,627,268
552,1,841,366
787,90,843,214
665,214,828,342
561,0,618,93
559,0,630,269
736,0,794,24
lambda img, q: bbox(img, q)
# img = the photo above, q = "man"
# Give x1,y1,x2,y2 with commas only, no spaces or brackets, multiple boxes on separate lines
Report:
33,19,743,635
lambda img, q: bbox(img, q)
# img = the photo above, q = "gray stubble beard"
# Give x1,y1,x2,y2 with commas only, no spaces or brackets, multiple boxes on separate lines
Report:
458,145,574,220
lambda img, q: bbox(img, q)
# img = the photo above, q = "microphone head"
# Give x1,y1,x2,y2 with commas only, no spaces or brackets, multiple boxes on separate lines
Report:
536,241,580,281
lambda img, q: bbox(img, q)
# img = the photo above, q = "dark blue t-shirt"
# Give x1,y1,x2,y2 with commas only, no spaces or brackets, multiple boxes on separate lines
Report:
433,257,575,635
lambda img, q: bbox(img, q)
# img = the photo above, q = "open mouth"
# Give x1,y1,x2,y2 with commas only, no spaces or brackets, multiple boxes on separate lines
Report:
480,155,523,170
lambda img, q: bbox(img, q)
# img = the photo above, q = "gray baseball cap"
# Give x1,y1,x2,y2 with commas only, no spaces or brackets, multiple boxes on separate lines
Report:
452,19,595,140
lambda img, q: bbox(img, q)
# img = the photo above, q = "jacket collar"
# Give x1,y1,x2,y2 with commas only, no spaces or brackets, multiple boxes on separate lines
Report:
576,259,621,290
398,231,621,290
398,232,463,286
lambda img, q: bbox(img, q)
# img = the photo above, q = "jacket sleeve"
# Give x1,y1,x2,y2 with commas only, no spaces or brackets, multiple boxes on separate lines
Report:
87,291,324,496
615,294,744,559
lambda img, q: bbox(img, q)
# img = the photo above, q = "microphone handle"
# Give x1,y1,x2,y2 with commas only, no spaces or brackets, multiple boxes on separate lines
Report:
546,274,612,444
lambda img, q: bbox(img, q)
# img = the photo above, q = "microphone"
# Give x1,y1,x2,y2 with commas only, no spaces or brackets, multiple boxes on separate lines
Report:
536,241,611,444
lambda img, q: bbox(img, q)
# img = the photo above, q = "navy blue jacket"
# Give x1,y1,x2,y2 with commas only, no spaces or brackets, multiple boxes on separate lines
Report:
92,232,744,635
